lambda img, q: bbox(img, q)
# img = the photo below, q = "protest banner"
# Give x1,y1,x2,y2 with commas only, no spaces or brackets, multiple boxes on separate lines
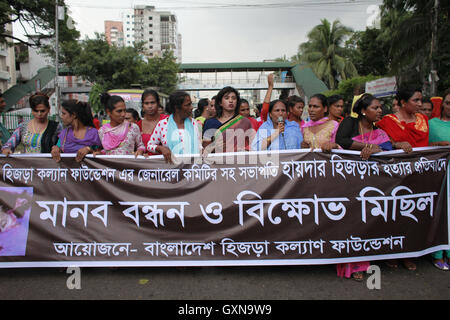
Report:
0,148,448,267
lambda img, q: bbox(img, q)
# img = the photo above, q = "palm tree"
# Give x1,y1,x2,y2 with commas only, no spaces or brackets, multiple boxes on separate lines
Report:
293,19,358,90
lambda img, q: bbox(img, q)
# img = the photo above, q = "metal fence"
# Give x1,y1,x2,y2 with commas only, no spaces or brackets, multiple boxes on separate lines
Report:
0,113,59,133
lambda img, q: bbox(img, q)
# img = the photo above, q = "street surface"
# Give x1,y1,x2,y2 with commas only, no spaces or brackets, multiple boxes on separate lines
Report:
0,255,448,300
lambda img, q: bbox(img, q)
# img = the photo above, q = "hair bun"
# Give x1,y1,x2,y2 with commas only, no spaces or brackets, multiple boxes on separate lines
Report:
100,93,111,106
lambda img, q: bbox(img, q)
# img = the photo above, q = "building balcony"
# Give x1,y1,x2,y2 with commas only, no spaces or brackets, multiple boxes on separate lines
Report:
0,70,10,81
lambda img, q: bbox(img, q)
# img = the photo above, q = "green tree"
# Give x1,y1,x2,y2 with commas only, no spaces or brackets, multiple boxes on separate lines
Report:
293,19,358,90
142,50,180,95
71,33,146,90
323,75,382,103
1,1,79,47
345,28,390,77
88,82,105,114
68,34,179,107
379,0,449,95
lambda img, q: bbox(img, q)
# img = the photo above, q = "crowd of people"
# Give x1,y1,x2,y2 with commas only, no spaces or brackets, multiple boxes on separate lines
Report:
0,76,449,278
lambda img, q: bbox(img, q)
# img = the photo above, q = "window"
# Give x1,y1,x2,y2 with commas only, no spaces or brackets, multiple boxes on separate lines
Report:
160,22,170,44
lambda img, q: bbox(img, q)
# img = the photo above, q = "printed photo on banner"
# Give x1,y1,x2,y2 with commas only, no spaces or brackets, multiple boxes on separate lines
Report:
0,187,33,256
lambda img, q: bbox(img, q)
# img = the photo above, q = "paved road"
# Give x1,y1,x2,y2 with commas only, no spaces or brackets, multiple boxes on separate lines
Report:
0,255,448,300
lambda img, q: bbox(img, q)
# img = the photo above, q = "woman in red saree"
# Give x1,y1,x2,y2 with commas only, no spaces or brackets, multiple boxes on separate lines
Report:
376,88,429,150
376,88,429,271
137,89,169,154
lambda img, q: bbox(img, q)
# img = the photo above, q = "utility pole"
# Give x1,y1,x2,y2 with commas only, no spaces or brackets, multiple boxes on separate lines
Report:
55,0,60,113
430,0,439,96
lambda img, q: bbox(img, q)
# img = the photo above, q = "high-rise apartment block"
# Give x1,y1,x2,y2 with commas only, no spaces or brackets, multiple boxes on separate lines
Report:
0,22,16,92
119,5,182,63
104,21,124,47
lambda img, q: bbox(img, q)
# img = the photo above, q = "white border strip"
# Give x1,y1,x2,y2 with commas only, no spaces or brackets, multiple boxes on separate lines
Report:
1,245,449,268
1,146,448,160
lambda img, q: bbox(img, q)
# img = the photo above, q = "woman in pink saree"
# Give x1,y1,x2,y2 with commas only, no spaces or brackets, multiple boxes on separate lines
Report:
301,94,340,151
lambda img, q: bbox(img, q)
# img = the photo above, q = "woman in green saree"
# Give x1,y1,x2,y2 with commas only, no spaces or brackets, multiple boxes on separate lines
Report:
202,86,254,154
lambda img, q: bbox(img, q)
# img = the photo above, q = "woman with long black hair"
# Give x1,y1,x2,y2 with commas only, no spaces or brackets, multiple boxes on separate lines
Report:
202,86,254,153
97,93,145,156
51,99,102,162
2,93,60,155
148,91,202,163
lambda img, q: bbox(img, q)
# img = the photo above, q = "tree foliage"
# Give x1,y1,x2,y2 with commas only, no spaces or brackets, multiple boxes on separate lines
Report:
292,19,358,90
69,34,179,110
71,34,146,90
288,1,448,97
142,50,180,95
379,0,449,94
1,0,79,47
345,28,390,77
323,75,382,102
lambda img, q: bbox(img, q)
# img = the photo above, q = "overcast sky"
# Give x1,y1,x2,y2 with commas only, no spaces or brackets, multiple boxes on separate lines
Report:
14,0,383,63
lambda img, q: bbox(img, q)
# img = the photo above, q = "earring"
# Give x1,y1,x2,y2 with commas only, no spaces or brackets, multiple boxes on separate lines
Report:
362,113,366,116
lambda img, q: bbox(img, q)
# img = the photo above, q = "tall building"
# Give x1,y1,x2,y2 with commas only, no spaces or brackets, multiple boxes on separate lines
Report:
122,10,135,47
131,5,182,63
0,22,16,92
104,21,124,47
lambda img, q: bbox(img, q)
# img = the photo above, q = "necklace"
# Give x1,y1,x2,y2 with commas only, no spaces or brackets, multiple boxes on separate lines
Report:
143,116,159,133
30,119,48,149
31,119,47,134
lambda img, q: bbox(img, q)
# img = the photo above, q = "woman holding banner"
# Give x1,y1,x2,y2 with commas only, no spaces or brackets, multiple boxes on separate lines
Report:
300,93,340,152
376,87,430,271
334,94,393,281
336,94,392,160
376,87,429,151
251,99,302,151
2,93,60,155
428,89,450,271
51,100,102,163
202,86,254,153
147,91,202,163
137,89,168,154
97,93,145,156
